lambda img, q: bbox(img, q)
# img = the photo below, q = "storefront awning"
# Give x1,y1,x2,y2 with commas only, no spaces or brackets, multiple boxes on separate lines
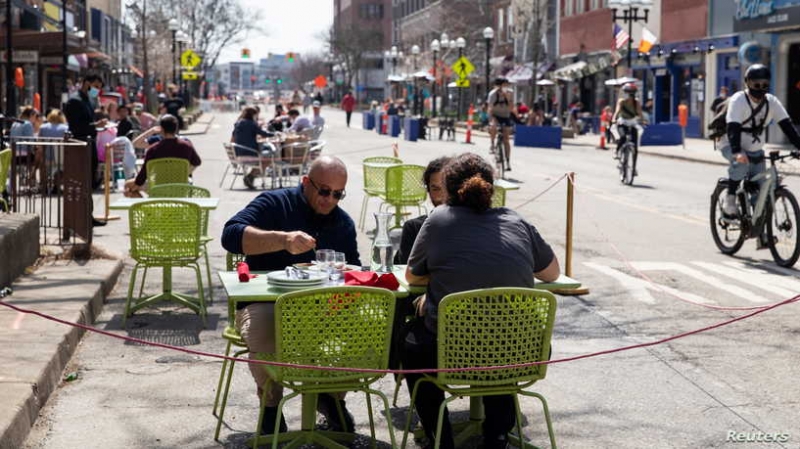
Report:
552,61,587,81
129,65,144,78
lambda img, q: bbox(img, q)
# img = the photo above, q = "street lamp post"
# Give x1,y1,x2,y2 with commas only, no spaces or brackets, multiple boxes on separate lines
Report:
326,53,334,103
430,39,440,118
177,31,189,98
168,19,179,87
61,0,69,108
455,37,466,121
609,0,652,71
482,27,494,103
411,44,420,116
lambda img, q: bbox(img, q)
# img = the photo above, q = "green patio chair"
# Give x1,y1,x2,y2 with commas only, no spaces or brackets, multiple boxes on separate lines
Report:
0,149,11,212
148,183,214,303
124,199,206,326
359,156,402,230
213,252,249,441
401,288,558,449
491,184,507,208
253,286,397,449
381,164,427,228
145,157,191,189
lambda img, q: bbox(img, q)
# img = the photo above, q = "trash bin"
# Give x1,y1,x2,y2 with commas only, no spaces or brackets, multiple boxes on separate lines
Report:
404,118,419,142
362,111,375,130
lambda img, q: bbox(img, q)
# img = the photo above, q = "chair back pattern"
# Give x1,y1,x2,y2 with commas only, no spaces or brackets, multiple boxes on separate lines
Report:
274,286,395,385
146,157,190,188
437,288,557,387
362,156,402,196
385,164,427,206
129,200,202,263
0,149,11,197
491,185,507,208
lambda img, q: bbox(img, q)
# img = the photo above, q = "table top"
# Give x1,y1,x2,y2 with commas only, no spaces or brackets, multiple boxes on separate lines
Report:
109,197,220,210
392,265,581,295
218,270,410,303
494,179,520,191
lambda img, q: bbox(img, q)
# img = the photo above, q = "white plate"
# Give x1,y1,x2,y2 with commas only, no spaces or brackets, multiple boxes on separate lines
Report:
266,270,328,286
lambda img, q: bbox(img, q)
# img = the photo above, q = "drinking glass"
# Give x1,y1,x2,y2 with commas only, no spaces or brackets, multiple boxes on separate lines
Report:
315,249,335,276
330,252,347,281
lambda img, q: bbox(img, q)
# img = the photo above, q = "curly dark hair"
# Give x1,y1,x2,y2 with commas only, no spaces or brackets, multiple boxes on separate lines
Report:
423,156,453,191
443,153,494,211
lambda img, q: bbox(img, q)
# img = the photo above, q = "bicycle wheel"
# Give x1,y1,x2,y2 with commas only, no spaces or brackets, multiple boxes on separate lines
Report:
767,188,800,267
621,143,635,185
618,144,629,183
494,135,506,179
709,183,745,255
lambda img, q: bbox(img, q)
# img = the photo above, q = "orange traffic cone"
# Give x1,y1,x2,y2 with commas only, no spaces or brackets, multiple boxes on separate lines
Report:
463,104,475,145
598,123,607,150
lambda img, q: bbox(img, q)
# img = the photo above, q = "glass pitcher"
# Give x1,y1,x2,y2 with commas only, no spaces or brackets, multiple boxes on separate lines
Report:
370,212,394,273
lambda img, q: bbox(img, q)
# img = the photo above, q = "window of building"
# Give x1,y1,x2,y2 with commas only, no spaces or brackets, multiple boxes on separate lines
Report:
575,0,584,14
359,3,384,19
591,0,598,10
497,7,504,41
565,0,573,16
507,6,513,42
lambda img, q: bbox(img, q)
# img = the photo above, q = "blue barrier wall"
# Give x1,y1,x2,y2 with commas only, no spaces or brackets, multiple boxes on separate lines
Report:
514,125,561,149
640,123,683,146
362,112,375,130
388,115,401,137
404,118,419,142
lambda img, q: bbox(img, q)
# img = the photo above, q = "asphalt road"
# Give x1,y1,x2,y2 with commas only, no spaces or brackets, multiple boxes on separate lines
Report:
22,107,800,449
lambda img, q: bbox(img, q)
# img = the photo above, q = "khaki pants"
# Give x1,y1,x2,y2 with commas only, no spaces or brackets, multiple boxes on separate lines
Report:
235,303,284,407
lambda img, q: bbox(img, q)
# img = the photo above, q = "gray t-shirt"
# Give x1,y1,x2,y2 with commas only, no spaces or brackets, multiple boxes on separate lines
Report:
407,205,555,332
487,88,512,118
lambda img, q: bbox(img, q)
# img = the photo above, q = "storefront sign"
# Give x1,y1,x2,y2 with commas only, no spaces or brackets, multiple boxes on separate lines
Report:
0,50,39,63
734,2,800,31
735,0,775,19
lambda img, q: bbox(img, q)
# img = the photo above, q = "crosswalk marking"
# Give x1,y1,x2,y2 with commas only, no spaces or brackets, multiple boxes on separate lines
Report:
583,262,713,305
691,262,797,298
630,262,770,303
722,261,800,293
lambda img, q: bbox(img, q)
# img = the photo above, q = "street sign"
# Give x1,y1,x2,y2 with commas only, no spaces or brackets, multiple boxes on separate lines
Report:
451,56,475,79
182,71,199,81
180,50,202,69
455,78,470,88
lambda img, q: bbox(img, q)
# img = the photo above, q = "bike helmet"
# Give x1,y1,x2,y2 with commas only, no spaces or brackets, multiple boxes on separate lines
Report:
493,77,509,86
745,64,770,81
622,82,638,94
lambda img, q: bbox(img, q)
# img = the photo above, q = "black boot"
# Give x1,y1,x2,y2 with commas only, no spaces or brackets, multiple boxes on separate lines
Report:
260,406,288,435
316,393,355,432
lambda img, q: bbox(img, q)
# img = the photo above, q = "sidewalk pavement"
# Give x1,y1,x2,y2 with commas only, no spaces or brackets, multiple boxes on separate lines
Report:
0,111,215,449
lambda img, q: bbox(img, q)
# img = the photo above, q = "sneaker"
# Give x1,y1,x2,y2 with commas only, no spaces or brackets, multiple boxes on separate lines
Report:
243,172,256,190
316,394,355,433
92,218,107,227
260,406,288,435
484,433,510,449
723,194,738,217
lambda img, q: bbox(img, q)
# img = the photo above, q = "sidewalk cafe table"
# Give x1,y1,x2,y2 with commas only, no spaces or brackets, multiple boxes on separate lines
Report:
110,197,220,210
217,270,409,434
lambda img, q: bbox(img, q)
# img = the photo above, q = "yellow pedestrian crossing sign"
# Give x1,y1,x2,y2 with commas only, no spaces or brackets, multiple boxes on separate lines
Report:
180,50,202,69
182,71,200,81
455,78,470,88
451,56,475,79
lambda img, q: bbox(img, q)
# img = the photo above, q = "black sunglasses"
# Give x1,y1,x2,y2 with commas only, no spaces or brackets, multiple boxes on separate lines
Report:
308,178,346,200
750,81,769,90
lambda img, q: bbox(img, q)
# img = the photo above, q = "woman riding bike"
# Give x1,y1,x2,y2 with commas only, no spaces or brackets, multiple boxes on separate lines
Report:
487,77,514,171
612,83,645,164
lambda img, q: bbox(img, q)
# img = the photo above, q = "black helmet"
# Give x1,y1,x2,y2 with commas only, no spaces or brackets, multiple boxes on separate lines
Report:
745,64,770,81
493,77,508,86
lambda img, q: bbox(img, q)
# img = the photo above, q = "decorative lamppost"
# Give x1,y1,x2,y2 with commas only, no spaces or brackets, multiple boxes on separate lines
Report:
387,46,403,100
326,53,335,103
430,39,440,118
483,27,494,101
455,36,466,121
176,31,189,97
168,18,179,86
411,44,420,116
609,0,652,71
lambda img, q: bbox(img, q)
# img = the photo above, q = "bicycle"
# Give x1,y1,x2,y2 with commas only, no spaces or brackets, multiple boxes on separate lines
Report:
616,122,638,185
710,150,800,267
490,123,511,179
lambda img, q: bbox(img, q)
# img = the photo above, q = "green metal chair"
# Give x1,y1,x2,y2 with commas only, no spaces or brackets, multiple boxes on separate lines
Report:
124,199,206,326
145,157,191,189
381,164,428,229
401,288,558,449
0,149,11,212
213,252,249,441
491,185,507,208
253,286,397,449
359,156,402,230
147,183,214,303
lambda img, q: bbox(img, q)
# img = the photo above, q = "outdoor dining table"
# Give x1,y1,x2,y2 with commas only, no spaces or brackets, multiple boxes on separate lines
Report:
109,197,220,210
217,269,409,434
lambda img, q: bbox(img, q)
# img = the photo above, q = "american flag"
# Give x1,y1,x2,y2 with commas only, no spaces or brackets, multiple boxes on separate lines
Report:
613,23,630,50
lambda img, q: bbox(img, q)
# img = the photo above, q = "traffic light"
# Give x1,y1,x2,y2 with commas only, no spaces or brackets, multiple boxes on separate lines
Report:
242,48,250,59
276,78,283,84
286,52,295,63
265,76,271,84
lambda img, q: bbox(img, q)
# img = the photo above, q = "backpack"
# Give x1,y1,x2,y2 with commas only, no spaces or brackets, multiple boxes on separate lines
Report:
492,89,509,107
708,95,768,141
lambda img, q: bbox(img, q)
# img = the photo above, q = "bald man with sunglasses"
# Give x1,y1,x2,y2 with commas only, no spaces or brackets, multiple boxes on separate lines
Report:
221,155,361,435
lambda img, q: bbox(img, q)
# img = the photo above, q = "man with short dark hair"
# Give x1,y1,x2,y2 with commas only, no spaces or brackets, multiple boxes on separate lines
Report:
115,105,138,138
123,114,201,197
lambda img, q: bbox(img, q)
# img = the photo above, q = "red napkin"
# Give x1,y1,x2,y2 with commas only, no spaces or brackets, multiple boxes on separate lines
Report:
344,271,400,290
237,262,256,282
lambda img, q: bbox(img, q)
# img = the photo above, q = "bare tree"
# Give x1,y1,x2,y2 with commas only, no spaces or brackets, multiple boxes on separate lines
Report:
512,0,557,108
325,25,384,101
290,53,327,91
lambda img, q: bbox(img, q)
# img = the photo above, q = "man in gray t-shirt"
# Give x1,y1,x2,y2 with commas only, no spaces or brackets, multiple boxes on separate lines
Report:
407,204,555,333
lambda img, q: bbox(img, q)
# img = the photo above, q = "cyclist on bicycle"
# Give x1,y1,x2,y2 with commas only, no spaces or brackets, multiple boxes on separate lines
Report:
488,77,514,171
720,64,800,227
612,82,645,162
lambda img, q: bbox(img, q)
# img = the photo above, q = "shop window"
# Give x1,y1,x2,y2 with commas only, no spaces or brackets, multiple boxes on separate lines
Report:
497,8,504,41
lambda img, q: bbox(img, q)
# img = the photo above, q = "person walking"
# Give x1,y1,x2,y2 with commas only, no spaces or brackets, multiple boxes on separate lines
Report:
340,90,356,127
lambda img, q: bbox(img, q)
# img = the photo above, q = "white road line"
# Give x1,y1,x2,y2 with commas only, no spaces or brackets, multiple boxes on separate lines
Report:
722,261,800,295
692,261,797,298
584,262,715,305
630,261,770,304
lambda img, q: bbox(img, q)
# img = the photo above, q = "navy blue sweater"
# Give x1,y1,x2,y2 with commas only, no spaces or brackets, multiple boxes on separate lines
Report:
221,186,361,273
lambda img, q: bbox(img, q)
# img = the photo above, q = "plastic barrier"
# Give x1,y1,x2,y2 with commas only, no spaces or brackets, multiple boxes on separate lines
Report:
514,125,562,149
640,123,683,146
404,118,419,142
362,111,375,130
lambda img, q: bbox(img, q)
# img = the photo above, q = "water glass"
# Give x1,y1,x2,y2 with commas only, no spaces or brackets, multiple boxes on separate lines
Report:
330,252,347,281
315,249,335,275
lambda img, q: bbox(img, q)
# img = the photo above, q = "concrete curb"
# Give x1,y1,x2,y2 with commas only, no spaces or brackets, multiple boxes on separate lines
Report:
0,257,124,449
181,113,215,136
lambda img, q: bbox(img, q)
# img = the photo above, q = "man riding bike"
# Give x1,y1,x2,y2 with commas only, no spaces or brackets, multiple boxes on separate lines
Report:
487,77,514,171
718,63,800,246
612,82,645,164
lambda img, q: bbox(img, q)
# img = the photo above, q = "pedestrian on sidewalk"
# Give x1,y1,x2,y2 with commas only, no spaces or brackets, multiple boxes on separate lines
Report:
341,90,356,127
711,86,729,115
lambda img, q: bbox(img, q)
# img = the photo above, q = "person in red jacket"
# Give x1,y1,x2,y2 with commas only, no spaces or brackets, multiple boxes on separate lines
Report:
340,90,356,127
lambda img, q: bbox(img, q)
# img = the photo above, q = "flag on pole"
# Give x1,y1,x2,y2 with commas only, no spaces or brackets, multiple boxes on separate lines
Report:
613,23,630,50
638,27,658,54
